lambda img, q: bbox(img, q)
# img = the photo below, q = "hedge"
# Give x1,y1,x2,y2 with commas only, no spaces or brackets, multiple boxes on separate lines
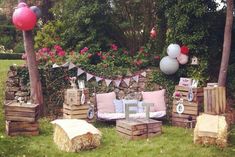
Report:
0,53,22,60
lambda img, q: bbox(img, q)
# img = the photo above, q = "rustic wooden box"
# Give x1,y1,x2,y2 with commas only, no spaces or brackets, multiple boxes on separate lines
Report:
174,85,204,102
63,103,89,119
64,88,89,106
6,121,39,136
172,113,197,128
204,87,226,115
116,119,162,140
4,101,39,122
172,100,202,115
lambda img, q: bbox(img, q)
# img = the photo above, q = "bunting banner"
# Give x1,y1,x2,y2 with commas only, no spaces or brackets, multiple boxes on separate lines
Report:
61,62,70,67
52,63,60,68
68,62,76,70
141,71,147,77
86,73,94,81
105,79,112,87
95,76,103,82
77,68,85,76
132,75,139,83
114,80,122,87
123,78,131,86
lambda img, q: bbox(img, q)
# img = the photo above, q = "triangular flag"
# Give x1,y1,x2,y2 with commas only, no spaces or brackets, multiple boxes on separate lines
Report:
132,75,139,82
141,71,147,77
68,62,76,70
52,63,60,68
86,73,94,81
123,78,131,86
114,79,122,87
61,62,70,67
77,68,84,76
105,79,112,87
95,76,103,82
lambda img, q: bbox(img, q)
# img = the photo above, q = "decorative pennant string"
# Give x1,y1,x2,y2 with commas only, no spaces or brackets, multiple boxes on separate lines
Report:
61,62,70,67
105,79,112,87
114,80,122,87
123,78,131,86
141,71,147,77
132,75,139,83
86,73,94,81
52,63,60,68
95,76,103,82
77,68,85,76
68,62,76,70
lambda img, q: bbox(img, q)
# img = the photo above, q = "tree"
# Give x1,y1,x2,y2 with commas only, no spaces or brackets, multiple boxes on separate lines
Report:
218,0,234,86
18,0,44,114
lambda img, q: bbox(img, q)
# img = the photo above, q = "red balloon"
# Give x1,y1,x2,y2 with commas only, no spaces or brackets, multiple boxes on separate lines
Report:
180,45,189,55
12,6,37,31
150,27,157,39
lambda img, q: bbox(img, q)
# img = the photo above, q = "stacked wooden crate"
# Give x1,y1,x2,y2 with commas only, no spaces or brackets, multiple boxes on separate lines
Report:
63,88,89,120
172,85,203,128
116,119,162,140
4,101,39,136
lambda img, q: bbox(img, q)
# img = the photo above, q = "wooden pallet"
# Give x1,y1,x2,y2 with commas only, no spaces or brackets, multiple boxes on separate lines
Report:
174,85,203,102
204,87,226,115
172,113,197,128
4,101,39,122
172,100,202,115
64,88,89,105
6,121,39,136
63,103,89,119
116,119,162,140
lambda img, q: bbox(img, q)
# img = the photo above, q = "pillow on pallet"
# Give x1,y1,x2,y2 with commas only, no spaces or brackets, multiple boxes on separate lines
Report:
96,92,116,113
113,99,124,113
142,89,166,112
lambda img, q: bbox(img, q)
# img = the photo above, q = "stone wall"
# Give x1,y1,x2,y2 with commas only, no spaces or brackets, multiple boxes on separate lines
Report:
5,66,161,118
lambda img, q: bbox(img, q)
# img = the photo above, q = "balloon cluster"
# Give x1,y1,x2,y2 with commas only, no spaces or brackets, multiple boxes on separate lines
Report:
12,2,42,31
160,44,189,75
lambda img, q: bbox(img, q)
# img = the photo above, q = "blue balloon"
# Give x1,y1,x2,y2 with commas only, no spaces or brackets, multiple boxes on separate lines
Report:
30,6,42,19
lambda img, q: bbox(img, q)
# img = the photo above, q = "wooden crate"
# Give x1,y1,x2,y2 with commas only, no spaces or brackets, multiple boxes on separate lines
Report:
116,119,162,140
6,121,39,136
63,103,89,119
174,85,203,102
204,87,226,115
64,88,89,105
4,101,39,122
172,113,197,128
172,100,202,115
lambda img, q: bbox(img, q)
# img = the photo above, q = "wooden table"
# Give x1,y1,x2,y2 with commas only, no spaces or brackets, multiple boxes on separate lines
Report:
116,119,162,140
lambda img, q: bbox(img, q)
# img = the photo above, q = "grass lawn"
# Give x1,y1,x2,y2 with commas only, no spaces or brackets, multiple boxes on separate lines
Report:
0,60,235,157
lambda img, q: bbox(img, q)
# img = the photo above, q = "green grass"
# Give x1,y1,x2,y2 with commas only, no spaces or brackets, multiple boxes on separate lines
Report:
0,60,235,157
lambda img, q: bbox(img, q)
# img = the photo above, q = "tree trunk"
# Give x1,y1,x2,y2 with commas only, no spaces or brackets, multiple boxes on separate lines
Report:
23,31,44,114
18,0,44,115
218,0,234,86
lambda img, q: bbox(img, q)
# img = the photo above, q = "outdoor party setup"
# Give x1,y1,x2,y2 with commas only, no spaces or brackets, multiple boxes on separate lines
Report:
3,0,233,153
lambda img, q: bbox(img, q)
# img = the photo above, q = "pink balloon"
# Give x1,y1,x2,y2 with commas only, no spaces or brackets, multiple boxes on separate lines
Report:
177,53,189,65
12,7,37,31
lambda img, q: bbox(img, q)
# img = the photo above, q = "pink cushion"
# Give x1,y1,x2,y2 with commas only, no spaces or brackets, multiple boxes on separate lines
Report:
96,92,116,113
142,89,166,112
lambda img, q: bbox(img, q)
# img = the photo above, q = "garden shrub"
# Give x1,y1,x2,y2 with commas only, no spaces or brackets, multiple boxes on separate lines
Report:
0,53,22,59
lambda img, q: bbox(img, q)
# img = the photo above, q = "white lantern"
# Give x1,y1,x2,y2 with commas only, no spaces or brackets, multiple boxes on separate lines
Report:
177,53,189,65
167,44,181,58
78,80,85,89
160,56,179,75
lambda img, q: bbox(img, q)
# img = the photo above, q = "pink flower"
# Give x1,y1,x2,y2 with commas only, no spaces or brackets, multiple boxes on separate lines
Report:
22,53,27,60
58,50,65,57
102,55,107,60
111,44,118,51
42,47,50,52
97,51,102,56
123,50,128,55
49,51,54,57
54,45,62,51
80,47,89,55
88,53,92,58
135,59,142,65
154,55,160,60
139,47,144,53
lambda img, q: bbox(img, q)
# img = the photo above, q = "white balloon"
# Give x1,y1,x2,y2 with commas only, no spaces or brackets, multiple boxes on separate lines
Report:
177,53,189,64
160,56,179,75
167,44,181,58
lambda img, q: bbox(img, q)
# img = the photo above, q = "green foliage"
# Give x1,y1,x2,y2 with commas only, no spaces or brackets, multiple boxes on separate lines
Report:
227,63,235,99
13,41,24,53
51,0,113,51
34,20,65,49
